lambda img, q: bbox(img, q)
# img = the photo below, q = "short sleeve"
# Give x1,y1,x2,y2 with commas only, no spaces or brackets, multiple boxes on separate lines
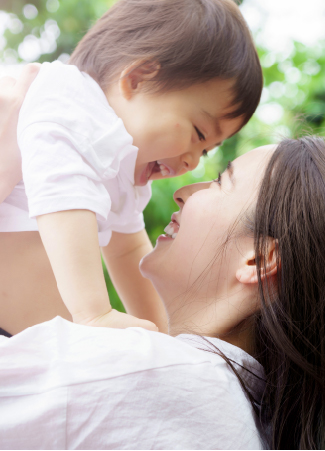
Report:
106,176,152,237
110,211,145,234
19,122,112,220
16,61,139,225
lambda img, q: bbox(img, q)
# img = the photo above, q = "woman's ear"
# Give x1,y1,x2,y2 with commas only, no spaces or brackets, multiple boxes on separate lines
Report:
236,239,279,285
119,62,160,100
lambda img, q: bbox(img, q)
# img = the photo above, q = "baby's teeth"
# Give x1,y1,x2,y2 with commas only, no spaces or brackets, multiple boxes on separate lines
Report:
172,233,177,239
157,161,170,177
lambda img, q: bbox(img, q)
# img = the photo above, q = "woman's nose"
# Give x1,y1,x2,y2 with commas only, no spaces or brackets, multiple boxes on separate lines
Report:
173,182,211,208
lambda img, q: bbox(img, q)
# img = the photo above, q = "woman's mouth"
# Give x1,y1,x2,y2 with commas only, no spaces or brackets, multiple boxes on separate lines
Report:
163,218,180,239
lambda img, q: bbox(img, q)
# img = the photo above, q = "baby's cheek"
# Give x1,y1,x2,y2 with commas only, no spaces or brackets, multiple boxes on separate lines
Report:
170,117,190,137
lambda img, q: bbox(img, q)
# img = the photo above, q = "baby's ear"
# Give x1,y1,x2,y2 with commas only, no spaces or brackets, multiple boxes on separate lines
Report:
236,239,279,285
119,61,160,100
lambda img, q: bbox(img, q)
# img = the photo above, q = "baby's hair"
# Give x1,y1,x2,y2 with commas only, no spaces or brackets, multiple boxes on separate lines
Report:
70,0,262,126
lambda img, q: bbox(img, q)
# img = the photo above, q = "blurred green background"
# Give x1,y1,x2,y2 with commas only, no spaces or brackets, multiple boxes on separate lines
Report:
1,0,324,312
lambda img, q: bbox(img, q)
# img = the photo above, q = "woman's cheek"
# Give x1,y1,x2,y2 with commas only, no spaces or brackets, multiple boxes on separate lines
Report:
175,227,207,258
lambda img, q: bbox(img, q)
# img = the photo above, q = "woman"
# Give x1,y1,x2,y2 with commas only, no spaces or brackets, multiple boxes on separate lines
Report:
1,71,325,450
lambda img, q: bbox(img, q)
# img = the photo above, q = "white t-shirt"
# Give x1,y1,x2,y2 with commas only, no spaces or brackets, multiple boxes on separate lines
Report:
0,61,151,246
0,317,265,450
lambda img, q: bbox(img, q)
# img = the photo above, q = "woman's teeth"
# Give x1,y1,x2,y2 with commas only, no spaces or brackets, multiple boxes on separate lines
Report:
164,224,178,239
157,161,170,177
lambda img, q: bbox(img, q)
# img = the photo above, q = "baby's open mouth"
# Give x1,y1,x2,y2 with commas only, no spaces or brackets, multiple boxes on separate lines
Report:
157,161,170,177
147,161,171,181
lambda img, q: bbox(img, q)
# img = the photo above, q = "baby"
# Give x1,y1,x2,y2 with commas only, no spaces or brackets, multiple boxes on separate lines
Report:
0,0,262,333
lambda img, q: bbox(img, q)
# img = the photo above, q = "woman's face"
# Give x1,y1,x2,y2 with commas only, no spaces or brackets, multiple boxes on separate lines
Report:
140,145,276,335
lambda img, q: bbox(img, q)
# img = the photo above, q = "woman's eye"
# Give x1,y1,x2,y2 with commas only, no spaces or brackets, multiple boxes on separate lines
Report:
194,126,206,142
214,172,222,185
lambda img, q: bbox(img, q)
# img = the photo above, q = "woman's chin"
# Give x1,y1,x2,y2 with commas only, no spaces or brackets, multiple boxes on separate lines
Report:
139,245,167,288
139,249,155,279
140,234,172,277
139,252,166,303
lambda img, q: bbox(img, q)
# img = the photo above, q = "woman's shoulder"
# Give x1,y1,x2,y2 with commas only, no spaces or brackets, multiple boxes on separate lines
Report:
0,317,263,392
0,317,264,450
0,316,224,372
176,334,264,381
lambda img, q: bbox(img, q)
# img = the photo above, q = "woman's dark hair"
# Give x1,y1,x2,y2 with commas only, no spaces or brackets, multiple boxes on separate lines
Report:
69,0,262,126
246,136,325,449
171,136,325,448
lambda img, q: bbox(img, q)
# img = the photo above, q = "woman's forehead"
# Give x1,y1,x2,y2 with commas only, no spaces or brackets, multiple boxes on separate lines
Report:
226,145,277,198
234,144,276,171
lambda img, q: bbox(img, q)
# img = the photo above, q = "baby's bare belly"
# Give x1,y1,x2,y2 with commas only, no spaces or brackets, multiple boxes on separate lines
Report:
0,231,71,335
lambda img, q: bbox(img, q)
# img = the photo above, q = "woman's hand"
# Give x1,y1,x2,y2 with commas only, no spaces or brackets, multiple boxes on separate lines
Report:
0,63,40,203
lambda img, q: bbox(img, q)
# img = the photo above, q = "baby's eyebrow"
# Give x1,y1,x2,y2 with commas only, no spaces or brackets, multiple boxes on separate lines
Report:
201,109,222,136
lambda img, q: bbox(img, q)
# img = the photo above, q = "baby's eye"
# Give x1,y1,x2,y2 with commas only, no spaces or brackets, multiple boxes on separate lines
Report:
194,126,206,142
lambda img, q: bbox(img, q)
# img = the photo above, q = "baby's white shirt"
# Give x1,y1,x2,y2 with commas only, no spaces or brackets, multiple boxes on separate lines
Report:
0,61,152,246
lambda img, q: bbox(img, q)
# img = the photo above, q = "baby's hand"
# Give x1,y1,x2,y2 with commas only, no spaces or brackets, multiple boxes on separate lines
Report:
74,309,159,332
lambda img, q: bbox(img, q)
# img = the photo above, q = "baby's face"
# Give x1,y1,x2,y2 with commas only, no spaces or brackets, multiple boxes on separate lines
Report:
107,76,244,186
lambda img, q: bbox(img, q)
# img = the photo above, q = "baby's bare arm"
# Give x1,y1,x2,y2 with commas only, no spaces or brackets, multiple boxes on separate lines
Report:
102,230,168,333
0,64,40,203
37,210,158,331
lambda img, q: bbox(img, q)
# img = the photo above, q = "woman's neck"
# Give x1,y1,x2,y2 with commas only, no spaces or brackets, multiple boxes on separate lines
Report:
166,289,257,357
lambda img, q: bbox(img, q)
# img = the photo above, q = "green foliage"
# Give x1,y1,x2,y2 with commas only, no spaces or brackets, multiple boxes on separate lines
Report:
1,0,116,63
1,0,325,311
102,257,126,313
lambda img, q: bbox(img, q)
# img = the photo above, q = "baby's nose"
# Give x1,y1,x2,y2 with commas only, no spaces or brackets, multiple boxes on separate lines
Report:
181,152,201,172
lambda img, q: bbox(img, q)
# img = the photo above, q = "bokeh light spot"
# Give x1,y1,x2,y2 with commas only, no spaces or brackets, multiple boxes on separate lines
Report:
23,4,38,20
